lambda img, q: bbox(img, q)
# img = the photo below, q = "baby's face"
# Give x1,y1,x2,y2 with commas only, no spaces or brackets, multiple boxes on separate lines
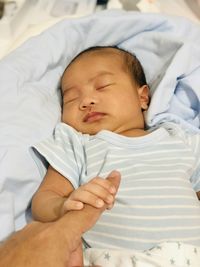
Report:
61,49,147,135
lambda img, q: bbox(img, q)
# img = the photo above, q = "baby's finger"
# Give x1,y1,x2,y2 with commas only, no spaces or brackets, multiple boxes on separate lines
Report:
71,190,106,209
81,183,114,205
89,177,116,195
107,203,114,210
63,199,84,212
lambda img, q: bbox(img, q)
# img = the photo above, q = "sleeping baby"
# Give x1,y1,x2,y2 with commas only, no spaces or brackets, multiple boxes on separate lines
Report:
31,46,200,266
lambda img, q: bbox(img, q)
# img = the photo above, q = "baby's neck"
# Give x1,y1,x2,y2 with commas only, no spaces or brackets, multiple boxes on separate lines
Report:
119,128,149,137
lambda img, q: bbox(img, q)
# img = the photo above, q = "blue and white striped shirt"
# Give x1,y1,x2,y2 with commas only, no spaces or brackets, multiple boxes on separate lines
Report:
34,122,200,250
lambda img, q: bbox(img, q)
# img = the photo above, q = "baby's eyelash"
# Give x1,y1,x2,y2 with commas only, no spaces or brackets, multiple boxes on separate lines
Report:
64,97,78,104
97,84,113,90
97,85,107,90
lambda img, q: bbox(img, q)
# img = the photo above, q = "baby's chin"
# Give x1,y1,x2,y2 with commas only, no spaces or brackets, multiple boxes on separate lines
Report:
80,128,102,135
66,119,116,135
78,125,110,135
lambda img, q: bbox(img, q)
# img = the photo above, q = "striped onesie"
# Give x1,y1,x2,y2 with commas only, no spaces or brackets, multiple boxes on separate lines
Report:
34,122,200,251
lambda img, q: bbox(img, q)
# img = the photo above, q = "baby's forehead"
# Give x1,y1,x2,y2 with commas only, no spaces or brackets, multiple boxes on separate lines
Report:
61,47,127,83
72,47,124,64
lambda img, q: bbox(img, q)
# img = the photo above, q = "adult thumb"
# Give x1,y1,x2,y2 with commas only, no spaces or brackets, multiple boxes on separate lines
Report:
106,170,121,194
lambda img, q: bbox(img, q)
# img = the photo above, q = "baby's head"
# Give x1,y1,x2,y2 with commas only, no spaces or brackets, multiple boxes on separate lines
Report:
61,46,150,136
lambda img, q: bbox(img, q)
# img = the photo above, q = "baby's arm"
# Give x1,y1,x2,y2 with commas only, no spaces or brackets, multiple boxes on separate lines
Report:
31,166,119,222
31,165,74,222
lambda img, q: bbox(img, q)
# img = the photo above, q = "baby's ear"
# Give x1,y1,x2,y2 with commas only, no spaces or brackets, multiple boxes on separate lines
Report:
138,85,150,110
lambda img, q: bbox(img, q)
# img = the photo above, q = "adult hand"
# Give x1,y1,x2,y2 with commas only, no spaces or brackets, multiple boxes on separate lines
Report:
0,171,121,267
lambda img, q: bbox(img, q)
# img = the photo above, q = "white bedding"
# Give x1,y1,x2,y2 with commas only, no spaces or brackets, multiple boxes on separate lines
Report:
0,10,200,243
84,242,200,267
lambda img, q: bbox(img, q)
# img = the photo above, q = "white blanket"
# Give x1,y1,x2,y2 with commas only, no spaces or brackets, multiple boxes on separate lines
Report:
0,10,200,240
84,242,200,267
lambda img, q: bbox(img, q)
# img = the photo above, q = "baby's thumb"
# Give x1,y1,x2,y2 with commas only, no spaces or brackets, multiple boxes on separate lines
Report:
106,170,121,193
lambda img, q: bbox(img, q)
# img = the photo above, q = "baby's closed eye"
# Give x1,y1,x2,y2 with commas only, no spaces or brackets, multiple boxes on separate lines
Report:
64,97,79,104
63,90,79,104
96,83,115,91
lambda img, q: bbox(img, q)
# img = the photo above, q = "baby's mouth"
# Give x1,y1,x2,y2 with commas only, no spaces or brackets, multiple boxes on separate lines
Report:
83,112,106,123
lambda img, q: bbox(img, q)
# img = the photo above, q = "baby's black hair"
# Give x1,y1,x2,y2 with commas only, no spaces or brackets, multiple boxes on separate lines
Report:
67,46,147,87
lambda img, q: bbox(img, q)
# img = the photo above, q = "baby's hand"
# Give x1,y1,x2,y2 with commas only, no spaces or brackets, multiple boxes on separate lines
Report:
62,170,120,213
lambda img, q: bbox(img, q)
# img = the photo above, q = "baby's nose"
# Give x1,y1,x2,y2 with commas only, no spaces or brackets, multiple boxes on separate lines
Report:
80,96,97,110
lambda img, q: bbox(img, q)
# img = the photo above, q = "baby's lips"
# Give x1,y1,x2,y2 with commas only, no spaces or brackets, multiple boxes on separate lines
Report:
83,112,106,123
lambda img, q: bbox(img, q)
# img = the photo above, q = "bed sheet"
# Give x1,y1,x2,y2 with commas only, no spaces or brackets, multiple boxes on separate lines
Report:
0,9,200,241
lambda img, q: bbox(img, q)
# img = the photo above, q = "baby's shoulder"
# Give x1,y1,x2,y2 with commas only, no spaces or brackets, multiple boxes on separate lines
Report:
159,122,200,152
160,122,198,137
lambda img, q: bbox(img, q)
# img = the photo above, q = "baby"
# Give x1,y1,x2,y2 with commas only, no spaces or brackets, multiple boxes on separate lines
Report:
32,46,200,266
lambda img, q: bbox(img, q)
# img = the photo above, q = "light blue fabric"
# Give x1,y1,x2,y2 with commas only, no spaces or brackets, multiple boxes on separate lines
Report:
147,44,200,132
0,9,200,240
34,122,200,250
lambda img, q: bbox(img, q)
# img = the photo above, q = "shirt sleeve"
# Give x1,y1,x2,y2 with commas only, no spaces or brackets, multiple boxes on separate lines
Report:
167,122,200,192
33,123,85,189
184,131,200,192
